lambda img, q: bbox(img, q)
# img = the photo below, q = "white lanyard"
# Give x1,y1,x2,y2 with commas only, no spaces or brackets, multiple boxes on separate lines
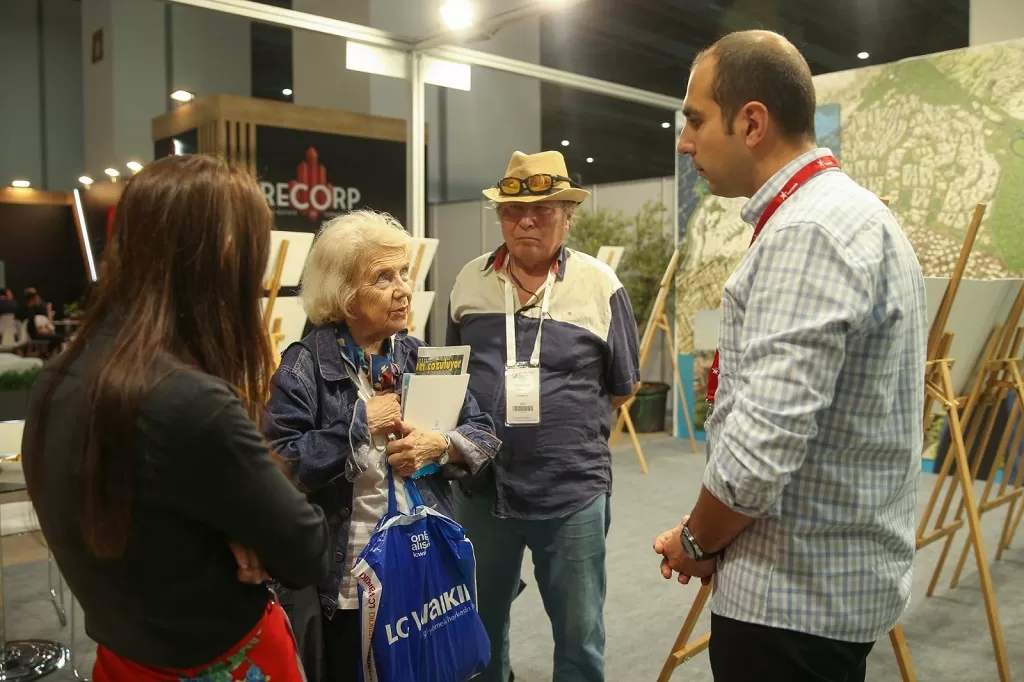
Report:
504,268,556,368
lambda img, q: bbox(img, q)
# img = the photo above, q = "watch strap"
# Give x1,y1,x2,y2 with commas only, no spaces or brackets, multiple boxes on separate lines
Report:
682,521,720,561
437,434,451,466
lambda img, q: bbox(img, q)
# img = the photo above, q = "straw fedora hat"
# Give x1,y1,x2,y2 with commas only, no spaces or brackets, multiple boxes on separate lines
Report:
482,150,591,204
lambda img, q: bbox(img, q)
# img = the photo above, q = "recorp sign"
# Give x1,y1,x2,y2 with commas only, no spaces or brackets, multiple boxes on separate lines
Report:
259,147,362,224
255,124,407,232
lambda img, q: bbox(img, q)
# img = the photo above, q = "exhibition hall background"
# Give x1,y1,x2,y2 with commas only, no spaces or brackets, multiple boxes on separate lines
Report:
2,0,1024,435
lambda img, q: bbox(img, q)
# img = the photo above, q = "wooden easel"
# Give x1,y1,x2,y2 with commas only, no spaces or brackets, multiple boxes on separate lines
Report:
609,249,698,474
264,238,290,364
909,203,1011,681
940,307,1024,590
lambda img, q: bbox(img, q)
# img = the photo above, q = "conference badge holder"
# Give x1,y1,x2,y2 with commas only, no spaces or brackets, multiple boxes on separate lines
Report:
503,267,554,428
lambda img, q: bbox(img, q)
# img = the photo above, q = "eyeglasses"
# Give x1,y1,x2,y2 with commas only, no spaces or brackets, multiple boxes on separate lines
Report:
495,173,581,196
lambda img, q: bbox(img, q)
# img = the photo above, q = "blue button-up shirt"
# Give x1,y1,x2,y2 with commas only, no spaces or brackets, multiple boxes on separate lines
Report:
703,148,929,642
447,245,640,520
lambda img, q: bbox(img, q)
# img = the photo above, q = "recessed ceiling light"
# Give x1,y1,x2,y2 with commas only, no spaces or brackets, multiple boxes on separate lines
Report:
11,180,30,188
561,139,570,147
79,175,94,185
282,88,293,96
104,167,120,178
857,51,870,60
126,161,143,172
440,0,473,31
586,157,594,163
661,121,671,129
170,89,195,102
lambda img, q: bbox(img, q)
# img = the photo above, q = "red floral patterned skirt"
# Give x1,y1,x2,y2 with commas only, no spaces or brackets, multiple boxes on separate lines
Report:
92,599,305,682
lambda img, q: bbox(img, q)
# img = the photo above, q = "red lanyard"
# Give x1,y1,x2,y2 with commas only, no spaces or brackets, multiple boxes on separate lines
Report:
705,155,839,405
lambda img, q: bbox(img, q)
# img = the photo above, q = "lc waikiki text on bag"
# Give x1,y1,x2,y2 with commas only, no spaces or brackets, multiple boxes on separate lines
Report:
352,470,490,682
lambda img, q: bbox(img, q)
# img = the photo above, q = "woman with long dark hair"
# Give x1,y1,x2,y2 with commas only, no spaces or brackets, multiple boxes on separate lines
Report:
22,154,331,681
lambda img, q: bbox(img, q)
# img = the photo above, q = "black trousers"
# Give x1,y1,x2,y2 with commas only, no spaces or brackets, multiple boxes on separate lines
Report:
709,614,875,682
323,608,361,682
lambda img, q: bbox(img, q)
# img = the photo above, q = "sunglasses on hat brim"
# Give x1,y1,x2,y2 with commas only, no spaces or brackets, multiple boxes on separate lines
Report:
495,173,582,197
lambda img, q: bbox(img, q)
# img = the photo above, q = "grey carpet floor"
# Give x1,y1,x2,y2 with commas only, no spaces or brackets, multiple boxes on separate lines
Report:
4,436,1022,681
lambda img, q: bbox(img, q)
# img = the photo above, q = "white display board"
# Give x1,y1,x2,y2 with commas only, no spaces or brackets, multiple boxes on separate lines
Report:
596,245,625,273
409,237,440,288
686,278,1024,396
408,291,435,340
264,231,315,288
926,278,1024,394
262,296,308,349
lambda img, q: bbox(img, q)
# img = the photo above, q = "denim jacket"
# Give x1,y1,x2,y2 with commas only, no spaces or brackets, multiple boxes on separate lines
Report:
263,325,500,618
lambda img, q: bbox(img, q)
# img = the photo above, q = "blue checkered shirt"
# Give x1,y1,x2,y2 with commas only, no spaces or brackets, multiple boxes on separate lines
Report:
703,148,928,642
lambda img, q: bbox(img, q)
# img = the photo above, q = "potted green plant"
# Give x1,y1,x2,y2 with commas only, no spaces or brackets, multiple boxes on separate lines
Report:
63,301,83,321
567,201,675,432
0,366,42,420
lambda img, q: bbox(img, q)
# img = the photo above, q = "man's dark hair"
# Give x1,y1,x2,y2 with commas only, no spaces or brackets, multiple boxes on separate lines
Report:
694,31,817,141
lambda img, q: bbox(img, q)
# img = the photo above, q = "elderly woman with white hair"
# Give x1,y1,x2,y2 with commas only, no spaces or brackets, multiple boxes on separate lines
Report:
263,209,500,682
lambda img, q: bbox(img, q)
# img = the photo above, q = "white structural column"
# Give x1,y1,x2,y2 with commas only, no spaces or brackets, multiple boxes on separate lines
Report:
81,0,251,180
369,0,542,204
407,51,427,239
970,0,1024,45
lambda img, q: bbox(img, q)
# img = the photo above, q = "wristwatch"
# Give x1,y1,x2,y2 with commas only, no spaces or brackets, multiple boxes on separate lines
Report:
437,434,452,466
680,521,721,562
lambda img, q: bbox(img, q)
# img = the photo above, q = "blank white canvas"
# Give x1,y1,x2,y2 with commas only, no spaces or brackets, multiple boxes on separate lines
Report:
596,246,625,272
262,296,308,349
693,309,720,351
682,277,1023,397
408,291,435,340
927,278,1024,394
409,238,440,287
264,231,315,288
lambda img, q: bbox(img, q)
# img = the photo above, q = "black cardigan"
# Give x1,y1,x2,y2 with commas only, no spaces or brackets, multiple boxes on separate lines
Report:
23,327,331,668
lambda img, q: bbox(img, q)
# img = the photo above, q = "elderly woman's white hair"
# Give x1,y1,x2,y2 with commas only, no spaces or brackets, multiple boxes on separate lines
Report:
300,209,410,325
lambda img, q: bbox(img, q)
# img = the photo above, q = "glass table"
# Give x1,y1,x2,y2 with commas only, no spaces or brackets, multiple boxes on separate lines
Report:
0,481,69,680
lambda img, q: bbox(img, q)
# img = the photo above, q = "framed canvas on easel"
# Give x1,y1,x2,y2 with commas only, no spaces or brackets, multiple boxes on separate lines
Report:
262,230,315,363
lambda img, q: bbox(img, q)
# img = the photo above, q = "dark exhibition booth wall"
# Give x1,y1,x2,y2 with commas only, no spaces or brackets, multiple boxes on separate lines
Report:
0,189,90,316
2,96,412,319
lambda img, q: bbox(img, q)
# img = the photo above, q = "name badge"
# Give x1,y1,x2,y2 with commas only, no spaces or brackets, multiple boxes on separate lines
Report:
505,365,540,425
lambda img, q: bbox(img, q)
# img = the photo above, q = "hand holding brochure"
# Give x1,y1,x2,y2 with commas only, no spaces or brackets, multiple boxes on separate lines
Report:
402,346,472,478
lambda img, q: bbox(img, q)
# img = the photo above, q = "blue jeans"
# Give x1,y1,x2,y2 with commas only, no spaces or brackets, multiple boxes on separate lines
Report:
455,488,611,682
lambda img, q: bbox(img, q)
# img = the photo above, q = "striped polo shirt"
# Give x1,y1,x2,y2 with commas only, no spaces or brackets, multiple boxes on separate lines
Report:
446,244,640,520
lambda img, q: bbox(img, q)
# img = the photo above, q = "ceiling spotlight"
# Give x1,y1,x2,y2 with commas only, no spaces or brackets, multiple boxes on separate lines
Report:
282,88,293,96
857,51,870,60
79,175,94,186
586,157,594,164
170,89,195,102
11,180,30,188
440,0,474,31
662,121,671,129
104,167,120,178
561,139,570,147
126,161,143,172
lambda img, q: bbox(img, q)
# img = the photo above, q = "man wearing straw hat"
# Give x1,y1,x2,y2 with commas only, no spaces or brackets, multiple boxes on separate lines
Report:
653,30,928,681
447,150,641,682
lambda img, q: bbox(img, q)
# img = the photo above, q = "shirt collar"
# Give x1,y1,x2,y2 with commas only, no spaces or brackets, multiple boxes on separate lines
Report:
483,243,569,281
740,147,837,225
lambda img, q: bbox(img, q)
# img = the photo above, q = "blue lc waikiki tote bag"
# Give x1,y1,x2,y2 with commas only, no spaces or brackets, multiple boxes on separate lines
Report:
352,469,490,682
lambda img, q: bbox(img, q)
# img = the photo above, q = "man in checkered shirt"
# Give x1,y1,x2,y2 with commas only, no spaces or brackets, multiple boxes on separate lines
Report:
654,30,928,682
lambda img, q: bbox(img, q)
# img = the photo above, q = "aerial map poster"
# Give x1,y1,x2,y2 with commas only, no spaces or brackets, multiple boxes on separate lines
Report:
674,37,1024,439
